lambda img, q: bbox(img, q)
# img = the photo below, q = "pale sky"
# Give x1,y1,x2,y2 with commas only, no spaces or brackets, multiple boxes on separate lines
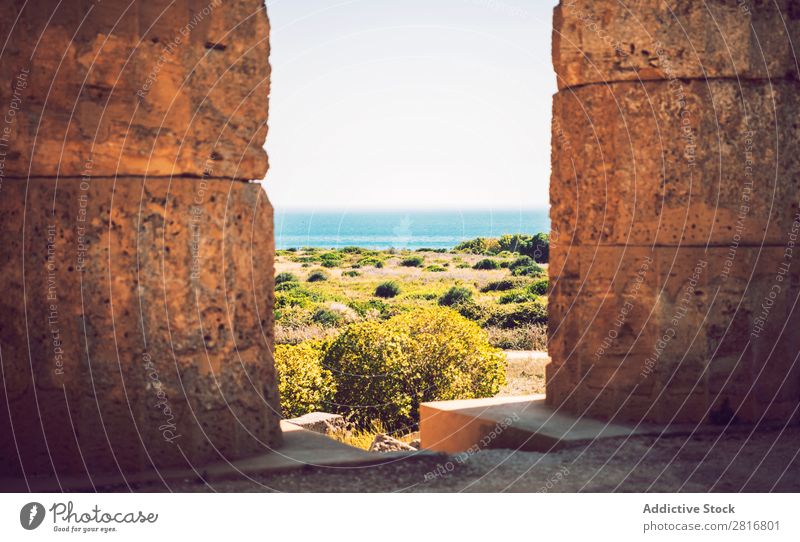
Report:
262,0,558,209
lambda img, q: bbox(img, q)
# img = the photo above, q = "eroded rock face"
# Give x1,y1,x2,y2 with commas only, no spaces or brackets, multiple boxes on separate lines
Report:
548,1,800,424
551,79,800,246
548,246,800,423
0,0,281,481
0,178,281,477
0,0,269,179
553,0,800,89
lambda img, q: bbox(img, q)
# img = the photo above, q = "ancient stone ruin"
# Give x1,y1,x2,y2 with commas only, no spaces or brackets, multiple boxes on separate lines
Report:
548,0,800,424
1,0,798,484
0,0,282,483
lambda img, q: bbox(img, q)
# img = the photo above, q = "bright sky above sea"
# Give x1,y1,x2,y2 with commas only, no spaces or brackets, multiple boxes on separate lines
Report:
262,0,558,210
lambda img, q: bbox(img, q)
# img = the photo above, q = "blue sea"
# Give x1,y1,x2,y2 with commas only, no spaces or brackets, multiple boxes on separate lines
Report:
274,208,550,250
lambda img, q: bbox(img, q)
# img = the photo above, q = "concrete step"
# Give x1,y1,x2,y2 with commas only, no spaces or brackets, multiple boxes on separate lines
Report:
420,394,662,453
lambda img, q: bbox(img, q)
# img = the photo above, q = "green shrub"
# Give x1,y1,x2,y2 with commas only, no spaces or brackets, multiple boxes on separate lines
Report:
486,323,548,350
375,281,401,298
400,255,425,267
342,270,361,278
275,288,322,309
319,252,343,268
324,309,505,429
408,291,439,301
453,300,493,324
509,256,545,277
453,237,500,254
509,256,534,270
274,341,337,418
454,233,549,262
529,278,549,295
307,270,329,282
323,322,414,429
424,265,446,272
498,290,537,304
439,286,473,307
512,265,545,277
312,307,344,327
347,299,389,318
498,233,550,262
275,272,299,285
486,301,548,329
533,233,550,262
357,257,385,268
473,258,501,270
275,281,301,292
456,263,472,269
480,278,529,292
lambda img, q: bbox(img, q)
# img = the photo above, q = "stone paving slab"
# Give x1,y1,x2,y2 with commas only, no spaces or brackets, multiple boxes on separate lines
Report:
1,422,427,492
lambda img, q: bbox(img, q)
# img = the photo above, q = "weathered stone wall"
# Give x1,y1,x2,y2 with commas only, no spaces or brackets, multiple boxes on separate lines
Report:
0,0,281,481
547,0,800,424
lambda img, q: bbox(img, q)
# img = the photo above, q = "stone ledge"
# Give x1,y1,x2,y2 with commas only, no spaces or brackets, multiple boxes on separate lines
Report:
419,395,797,454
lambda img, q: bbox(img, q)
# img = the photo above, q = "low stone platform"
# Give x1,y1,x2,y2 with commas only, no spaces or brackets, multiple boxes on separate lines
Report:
1,422,424,492
419,394,772,454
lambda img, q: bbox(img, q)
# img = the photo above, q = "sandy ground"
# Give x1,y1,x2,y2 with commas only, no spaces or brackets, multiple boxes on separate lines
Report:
498,350,548,396
275,250,549,286
140,425,799,493
130,350,800,493
132,349,798,493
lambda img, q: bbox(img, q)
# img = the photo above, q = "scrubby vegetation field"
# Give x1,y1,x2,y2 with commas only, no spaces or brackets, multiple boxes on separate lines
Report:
273,234,550,436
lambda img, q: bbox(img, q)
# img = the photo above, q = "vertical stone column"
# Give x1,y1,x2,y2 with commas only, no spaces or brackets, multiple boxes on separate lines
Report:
547,1,800,424
0,0,281,482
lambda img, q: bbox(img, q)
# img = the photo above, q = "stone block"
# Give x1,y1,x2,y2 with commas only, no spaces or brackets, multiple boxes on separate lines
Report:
0,0,269,179
551,79,800,246
553,0,800,90
0,177,282,478
286,412,347,435
548,245,800,423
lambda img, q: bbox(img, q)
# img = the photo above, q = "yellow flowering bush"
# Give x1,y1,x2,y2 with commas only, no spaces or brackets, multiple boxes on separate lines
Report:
323,308,506,429
274,341,336,418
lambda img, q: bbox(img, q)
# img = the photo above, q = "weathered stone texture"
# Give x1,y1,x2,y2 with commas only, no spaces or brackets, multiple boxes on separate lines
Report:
547,246,800,424
551,79,800,246
0,0,269,179
0,0,280,480
548,0,800,424
0,178,281,478
554,0,800,90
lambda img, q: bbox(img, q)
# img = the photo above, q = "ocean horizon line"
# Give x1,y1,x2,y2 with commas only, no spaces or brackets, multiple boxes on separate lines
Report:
275,206,550,213
274,208,551,250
